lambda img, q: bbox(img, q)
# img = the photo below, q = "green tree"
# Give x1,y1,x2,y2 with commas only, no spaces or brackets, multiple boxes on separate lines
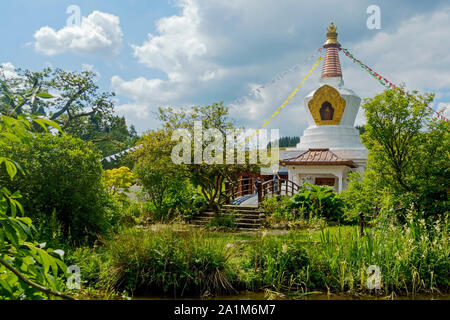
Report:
0,65,139,164
361,87,449,218
158,103,259,212
133,129,189,217
0,134,120,245
0,115,73,300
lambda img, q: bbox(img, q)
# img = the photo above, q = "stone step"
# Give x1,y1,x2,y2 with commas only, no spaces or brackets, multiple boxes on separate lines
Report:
189,205,264,231
235,222,262,228
197,212,261,218
222,205,259,211
192,216,261,223
222,209,261,214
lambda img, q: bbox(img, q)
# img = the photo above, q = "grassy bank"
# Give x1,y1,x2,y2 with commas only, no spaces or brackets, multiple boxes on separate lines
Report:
68,212,449,299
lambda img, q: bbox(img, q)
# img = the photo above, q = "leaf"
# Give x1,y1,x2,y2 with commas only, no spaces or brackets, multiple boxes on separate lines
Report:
0,132,22,143
4,159,18,179
36,92,54,99
33,118,63,134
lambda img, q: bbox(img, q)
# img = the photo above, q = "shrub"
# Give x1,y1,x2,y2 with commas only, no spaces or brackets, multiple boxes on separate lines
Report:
0,133,121,245
290,184,344,222
245,237,310,291
101,228,238,297
341,171,385,224
209,214,236,229
103,166,135,196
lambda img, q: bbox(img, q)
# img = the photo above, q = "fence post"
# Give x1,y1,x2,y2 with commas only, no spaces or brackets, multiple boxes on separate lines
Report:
359,212,365,236
258,183,262,204
374,205,379,218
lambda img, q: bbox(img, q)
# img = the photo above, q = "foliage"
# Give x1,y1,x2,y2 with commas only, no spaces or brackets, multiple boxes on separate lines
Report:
245,237,310,291
262,197,326,230
103,166,135,196
101,227,237,297
267,136,300,148
71,216,449,298
308,212,449,295
0,133,121,245
361,87,449,219
262,197,291,219
0,65,139,167
158,103,259,212
134,129,186,218
340,171,384,223
0,115,69,300
208,214,236,229
290,184,344,221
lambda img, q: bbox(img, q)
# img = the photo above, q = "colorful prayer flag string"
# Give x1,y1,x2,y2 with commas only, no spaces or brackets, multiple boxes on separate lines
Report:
341,47,448,122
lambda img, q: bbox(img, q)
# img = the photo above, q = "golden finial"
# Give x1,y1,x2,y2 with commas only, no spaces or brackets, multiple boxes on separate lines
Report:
327,22,337,33
324,22,340,47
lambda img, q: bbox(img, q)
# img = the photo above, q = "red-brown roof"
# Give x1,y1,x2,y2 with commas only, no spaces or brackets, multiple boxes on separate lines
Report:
281,148,356,168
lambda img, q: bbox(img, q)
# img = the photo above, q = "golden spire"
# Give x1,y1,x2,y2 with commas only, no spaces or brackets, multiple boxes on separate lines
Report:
323,22,340,47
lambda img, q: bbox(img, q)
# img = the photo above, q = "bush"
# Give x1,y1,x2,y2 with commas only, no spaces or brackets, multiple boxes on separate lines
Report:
341,171,385,223
209,214,236,229
245,237,310,291
101,228,238,297
0,133,121,245
290,184,344,222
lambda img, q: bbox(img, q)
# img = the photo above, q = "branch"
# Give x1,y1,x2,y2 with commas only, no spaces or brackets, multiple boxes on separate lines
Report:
0,257,76,300
50,87,87,121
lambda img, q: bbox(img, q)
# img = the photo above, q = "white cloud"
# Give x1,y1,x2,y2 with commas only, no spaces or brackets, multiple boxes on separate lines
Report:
0,62,19,79
132,0,207,73
350,8,450,92
33,11,123,56
81,63,101,78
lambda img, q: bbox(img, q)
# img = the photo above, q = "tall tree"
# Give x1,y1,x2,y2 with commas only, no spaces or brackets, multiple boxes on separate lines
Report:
158,103,259,212
0,65,139,164
361,87,449,218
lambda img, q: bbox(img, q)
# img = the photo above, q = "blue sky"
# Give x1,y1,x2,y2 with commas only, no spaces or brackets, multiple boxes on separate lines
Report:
1,0,449,136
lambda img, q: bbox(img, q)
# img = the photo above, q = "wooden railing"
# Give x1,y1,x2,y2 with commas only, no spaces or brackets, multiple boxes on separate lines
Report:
259,178,300,203
225,177,301,205
225,178,257,203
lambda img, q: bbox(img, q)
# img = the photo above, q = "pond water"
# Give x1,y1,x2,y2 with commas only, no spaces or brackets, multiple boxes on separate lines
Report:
136,291,450,300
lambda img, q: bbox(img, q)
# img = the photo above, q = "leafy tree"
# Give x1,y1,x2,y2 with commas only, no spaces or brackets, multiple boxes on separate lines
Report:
103,166,135,196
0,134,120,245
0,65,139,164
133,129,189,217
0,115,73,300
267,136,300,148
340,171,384,223
360,87,449,219
158,103,259,212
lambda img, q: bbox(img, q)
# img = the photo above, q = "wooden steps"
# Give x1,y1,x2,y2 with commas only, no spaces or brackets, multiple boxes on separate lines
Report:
190,205,264,231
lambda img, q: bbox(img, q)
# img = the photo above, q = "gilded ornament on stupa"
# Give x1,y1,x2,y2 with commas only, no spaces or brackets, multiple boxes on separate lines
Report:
323,22,340,47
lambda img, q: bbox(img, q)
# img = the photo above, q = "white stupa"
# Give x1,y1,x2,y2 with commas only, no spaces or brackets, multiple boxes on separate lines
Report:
280,23,368,192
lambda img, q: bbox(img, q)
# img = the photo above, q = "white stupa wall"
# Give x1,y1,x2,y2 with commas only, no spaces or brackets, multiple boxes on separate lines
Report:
297,77,367,153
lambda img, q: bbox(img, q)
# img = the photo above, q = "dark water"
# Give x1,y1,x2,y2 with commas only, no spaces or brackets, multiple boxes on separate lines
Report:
136,291,450,300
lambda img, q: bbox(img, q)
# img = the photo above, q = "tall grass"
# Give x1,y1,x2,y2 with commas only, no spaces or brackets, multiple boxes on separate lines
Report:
101,227,238,297
307,213,449,295
68,212,449,298
243,236,310,292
